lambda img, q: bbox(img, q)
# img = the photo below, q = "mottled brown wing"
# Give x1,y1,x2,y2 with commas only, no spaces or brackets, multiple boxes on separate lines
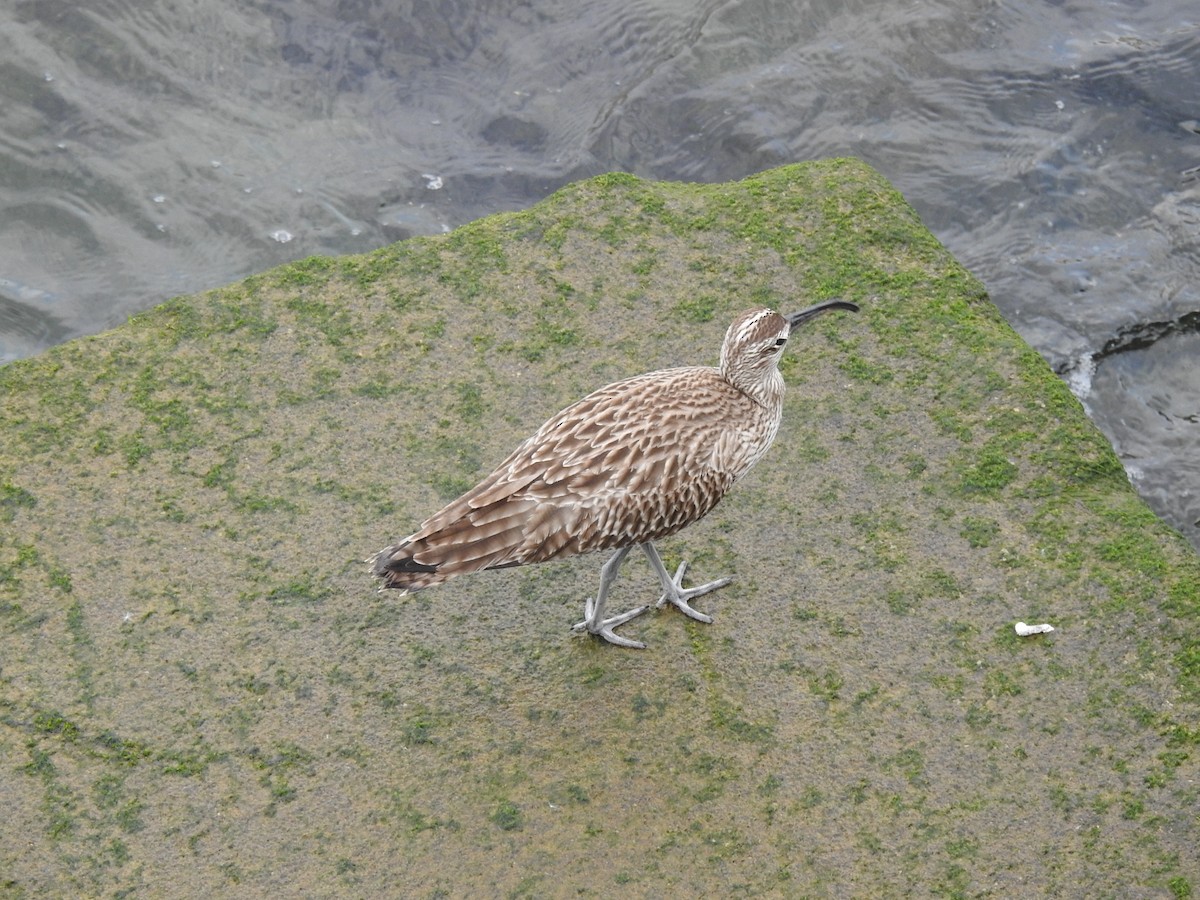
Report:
376,365,763,589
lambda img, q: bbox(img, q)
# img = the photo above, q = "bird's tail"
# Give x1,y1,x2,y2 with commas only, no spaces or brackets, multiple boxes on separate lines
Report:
371,486,578,593
368,541,446,592
369,514,536,591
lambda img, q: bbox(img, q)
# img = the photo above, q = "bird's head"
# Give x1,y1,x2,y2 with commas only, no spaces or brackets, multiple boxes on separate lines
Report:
720,300,858,401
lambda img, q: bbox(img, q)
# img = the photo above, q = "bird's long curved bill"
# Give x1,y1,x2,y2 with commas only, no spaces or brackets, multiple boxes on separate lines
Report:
786,300,859,327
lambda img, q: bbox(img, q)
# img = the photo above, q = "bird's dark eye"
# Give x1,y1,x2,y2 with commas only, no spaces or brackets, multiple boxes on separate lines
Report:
774,337,787,348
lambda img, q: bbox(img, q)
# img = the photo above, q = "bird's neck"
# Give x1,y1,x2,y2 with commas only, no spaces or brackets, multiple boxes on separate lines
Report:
728,368,785,410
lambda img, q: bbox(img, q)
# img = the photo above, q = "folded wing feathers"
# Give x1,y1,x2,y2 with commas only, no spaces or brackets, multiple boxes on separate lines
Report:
375,366,762,591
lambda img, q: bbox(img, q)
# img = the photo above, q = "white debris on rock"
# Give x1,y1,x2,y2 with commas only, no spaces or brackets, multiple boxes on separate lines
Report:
1015,621,1056,636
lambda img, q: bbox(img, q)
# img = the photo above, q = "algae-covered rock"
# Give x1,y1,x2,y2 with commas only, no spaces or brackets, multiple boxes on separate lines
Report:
2,160,1197,896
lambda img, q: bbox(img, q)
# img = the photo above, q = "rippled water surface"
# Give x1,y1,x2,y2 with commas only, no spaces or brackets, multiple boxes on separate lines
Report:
2,0,1198,544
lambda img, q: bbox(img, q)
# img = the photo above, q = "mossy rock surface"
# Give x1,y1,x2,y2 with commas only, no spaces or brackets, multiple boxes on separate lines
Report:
2,160,1197,896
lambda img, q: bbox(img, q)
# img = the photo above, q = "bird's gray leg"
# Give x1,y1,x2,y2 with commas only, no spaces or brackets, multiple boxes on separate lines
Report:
640,542,730,624
571,546,650,649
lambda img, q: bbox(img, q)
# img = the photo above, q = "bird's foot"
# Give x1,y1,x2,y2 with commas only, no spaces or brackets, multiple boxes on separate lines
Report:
655,560,730,624
572,594,650,649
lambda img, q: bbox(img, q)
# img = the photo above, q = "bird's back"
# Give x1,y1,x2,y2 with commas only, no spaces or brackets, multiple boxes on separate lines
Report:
374,364,780,590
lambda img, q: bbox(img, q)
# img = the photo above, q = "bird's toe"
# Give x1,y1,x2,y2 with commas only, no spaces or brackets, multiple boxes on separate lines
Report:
572,603,650,648
655,560,730,622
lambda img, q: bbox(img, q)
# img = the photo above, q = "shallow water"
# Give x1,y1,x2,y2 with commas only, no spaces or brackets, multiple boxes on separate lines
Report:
2,0,1198,544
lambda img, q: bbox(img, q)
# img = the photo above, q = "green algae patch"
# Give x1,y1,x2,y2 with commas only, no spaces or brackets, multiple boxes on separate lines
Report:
2,159,1198,896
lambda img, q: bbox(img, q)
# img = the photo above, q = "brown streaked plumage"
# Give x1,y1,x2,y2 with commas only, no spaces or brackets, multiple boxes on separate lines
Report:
370,300,858,648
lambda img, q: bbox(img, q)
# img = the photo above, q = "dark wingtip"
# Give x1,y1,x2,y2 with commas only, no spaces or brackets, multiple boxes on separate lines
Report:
785,299,859,327
370,545,438,583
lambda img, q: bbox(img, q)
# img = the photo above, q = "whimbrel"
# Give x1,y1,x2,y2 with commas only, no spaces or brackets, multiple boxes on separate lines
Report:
370,300,858,648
